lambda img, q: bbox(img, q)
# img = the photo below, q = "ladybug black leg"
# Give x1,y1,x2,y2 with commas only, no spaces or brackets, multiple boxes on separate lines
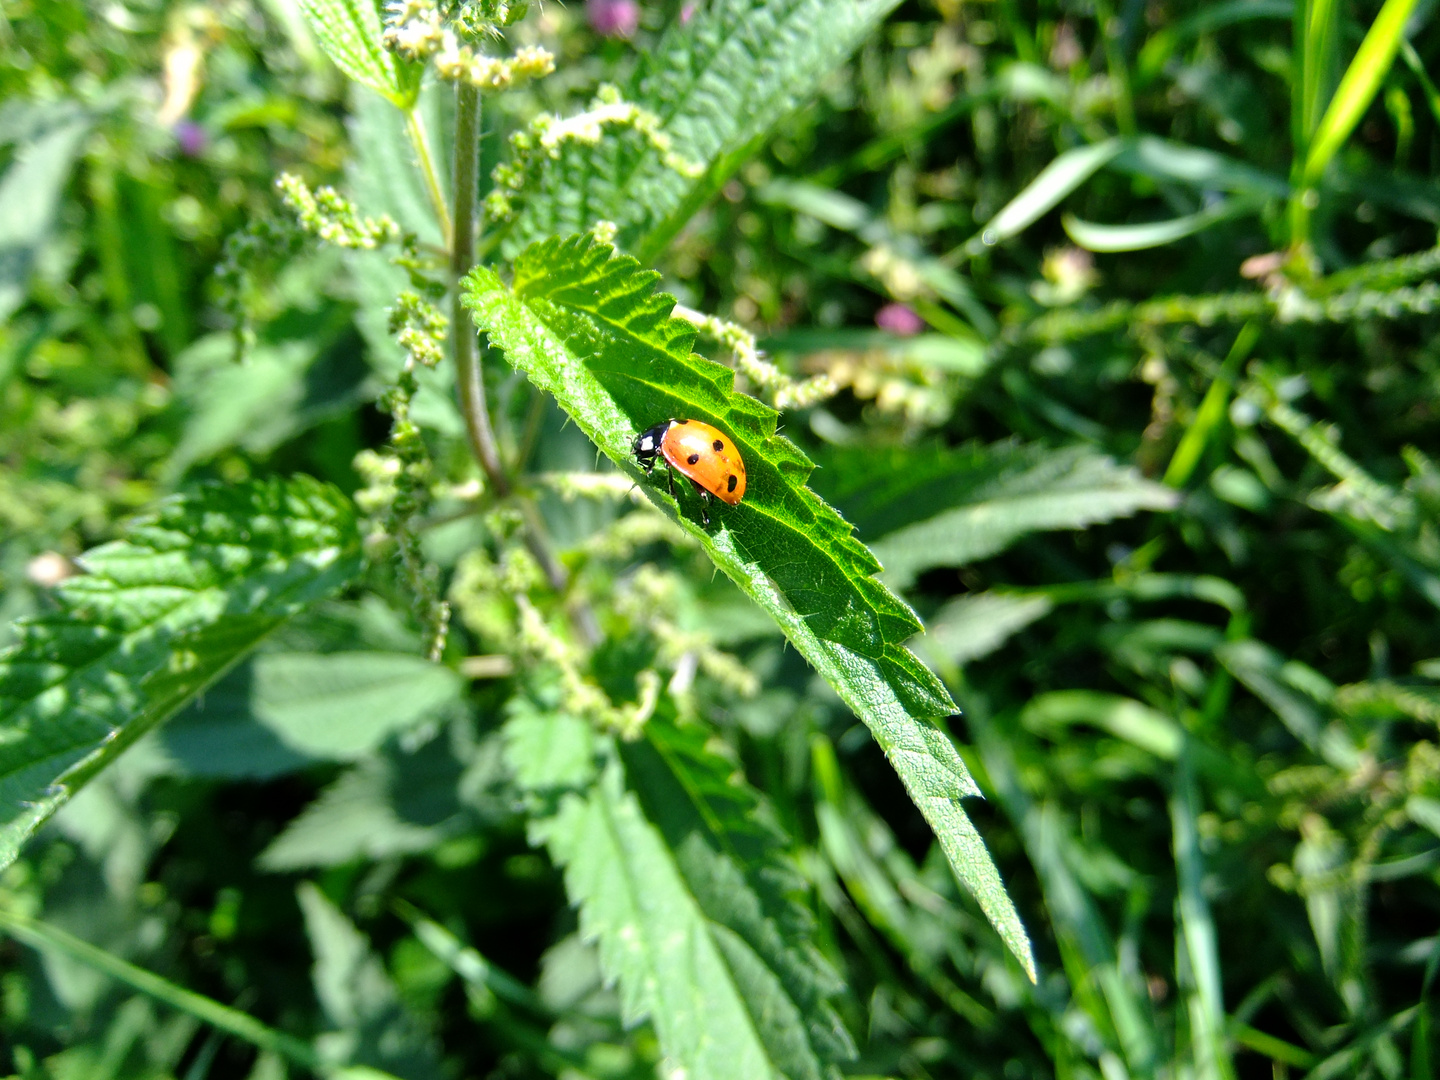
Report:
666,465,676,499
693,483,712,526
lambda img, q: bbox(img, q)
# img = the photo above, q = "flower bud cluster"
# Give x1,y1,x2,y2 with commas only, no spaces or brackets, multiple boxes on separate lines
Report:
382,0,552,90
486,85,702,221
276,174,399,249
354,288,455,661
434,42,554,90
673,304,839,411
388,289,449,370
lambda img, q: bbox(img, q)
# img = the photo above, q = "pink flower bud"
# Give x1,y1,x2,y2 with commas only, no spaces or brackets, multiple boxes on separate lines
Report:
174,120,207,157
588,0,639,37
875,302,924,336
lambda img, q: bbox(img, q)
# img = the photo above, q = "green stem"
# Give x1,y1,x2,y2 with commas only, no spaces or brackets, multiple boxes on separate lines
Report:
1162,320,1261,489
448,83,594,641
406,107,452,248
0,907,324,1072
452,82,509,498
1095,0,1137,135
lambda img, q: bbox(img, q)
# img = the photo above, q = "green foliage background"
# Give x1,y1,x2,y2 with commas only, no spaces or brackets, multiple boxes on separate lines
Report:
4,0,1440,1078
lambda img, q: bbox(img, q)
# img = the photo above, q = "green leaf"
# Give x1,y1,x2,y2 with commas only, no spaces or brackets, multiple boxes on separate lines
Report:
1108,136,1290,198
1021,691,1184,760
1062,194,1267,253
621,716,854,1079
297,0,420,108
297,883,440,1077
965,138,1125,254
259,735,467,871
166,327,372,482
0,477,361,875
1302,0,1423,186
244,651,462,760
813,441,1177,589
1134,0,1292,84
506,0,903,261
1171,744,1236,1080
508,711,778,1078
462,236,1035,978
918,591,1055,669
0,105,89,323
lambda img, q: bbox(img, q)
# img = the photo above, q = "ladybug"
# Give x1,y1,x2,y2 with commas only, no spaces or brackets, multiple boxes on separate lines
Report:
632,418,747,525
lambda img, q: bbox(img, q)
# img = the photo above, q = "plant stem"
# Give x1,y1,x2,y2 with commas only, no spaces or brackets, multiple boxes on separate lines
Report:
452,82,509,499
448,82,595,643
407,107,452,249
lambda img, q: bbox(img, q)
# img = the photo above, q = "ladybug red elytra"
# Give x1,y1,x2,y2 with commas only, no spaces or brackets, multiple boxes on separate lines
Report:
632,418,747,525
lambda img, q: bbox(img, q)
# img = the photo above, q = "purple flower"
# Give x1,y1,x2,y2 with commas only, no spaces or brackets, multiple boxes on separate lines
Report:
875,302,924,336
588,0,639,37
174,119,207,157
680,2,697,23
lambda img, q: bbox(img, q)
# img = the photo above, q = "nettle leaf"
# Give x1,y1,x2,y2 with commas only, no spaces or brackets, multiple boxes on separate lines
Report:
298,882,441,1076
463,235,1036,979
0,477,361,873
506,0,902,261
297,0,421,108
621,717,854,1079
260,734,468,871
508,704,777,1080
814,441,1177,589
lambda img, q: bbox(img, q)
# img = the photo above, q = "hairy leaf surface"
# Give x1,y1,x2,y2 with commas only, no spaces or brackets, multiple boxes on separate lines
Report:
297,0,421,108
0,478,361,873
622,717,854,1078
463,234,1035,977
505,0,902,260
507,704,779,1080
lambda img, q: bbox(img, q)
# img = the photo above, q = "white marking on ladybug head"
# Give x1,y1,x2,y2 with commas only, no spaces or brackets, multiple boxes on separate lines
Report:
640,437,654,451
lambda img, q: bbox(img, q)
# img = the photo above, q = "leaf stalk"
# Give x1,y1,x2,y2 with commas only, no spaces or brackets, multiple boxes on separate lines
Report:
451,82,510,499
406,105,452,248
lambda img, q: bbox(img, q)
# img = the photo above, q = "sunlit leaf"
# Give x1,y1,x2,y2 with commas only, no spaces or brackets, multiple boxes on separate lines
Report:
1302,0,1423,186
296,0,421,108
506,0,904,261
463,235,1035,978
965,139,1125,253
0,478,361,874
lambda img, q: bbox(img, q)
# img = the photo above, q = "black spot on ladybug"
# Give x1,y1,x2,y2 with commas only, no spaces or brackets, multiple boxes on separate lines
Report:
687,453,700,465
713,439,724,451
678,419,689,424
727,474,738,493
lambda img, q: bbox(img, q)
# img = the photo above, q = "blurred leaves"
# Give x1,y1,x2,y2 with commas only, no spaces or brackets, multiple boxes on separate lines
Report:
0,102,89,323
814,441,1176,589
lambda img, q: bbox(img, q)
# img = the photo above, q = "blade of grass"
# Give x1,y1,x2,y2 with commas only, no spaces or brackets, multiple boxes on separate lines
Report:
1303,0,1422,185
963,138,1125,256
0,906,332,1075
1163,321,1261,488
1062,195,1266,253
1399,39,1440,127
1293,0,1422,245
1172,740,1236,1080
